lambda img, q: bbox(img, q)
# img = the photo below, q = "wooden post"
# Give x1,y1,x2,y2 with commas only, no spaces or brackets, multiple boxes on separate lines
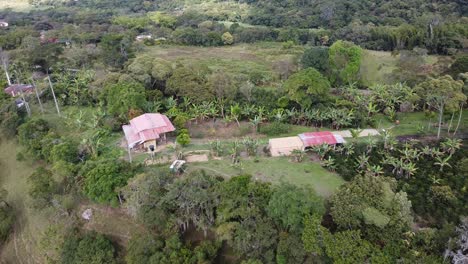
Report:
127,146,132,163
47,75,61,116
31,78,44,114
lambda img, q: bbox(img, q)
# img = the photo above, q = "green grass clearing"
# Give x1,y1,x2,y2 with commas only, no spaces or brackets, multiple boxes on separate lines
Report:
189,157,344,197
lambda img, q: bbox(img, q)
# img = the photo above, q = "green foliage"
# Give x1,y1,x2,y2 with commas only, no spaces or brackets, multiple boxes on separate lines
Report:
267,183,324,233
126,233,220,264
166,64,214,103
176,130,191,147
0,204,14,242
28,167,57,207
83,160,133,206
301,46,329,73
112,15,150,30
329,175,413,244
283,68,330,109
222,32,234,45
259,122,290,136
147,11,177,29
50,139,79,164
103,81,146,119
302,214,328,256
18,118,50,158
100,33,133,68
449,55,468,77
415,75,466,112
323,230,373,264
0,188,13,242
61,231,116,264
165,170,220,234
329,40,363,85
276,232,307,264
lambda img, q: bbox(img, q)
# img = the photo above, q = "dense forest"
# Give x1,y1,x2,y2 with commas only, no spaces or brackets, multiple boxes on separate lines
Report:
0,0,467,263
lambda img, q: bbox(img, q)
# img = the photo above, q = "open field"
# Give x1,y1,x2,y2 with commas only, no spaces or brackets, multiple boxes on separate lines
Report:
0,0,32,11
360,50,443,86
375,110,468,136
143,42,303,86
189,157,344,197
0,140,46,263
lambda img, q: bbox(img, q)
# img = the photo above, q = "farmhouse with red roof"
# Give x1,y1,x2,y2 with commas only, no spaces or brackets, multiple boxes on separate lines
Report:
122,113,175,151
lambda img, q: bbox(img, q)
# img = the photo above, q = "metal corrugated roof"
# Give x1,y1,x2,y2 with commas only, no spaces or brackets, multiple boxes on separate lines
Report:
298,131,339,147
123,113,175,148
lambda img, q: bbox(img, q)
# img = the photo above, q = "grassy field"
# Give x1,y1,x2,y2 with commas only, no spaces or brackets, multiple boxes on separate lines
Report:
0,0,32,11
143,42,304,86
0,140,47,263
360,50,443,86
189,157,344,197
375,110,468,136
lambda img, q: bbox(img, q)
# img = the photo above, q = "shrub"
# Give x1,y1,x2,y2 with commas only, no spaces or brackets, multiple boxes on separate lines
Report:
259,122,290,136
176,132,191,147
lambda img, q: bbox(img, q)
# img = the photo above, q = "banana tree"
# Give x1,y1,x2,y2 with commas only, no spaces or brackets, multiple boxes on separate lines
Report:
322,156,336,171
434,155,452,172
355,153,370,174
230,104,242,127
441,138,462,156
250,116,261,134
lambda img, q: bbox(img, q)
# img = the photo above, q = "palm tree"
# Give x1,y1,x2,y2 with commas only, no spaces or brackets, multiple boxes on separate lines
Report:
434,155,452,172
365,136,377,154
210,140,222,157
230,140,241,164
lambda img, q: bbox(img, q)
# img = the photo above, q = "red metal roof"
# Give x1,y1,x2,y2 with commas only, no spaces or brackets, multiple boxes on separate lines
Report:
4,84,34,97
298,131,338,147
123,113,175,148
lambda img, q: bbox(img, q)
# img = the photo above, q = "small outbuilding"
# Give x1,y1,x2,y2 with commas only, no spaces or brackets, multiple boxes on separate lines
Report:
0,21,8,28
268,136,305,157
122,113,175,152
4,84,34,97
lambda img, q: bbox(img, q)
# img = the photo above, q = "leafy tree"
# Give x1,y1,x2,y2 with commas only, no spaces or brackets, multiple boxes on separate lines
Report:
415,75,466,138
449,55,468,77
283,68,330,109
176,129,191,147
83,160,133,206
18,118,50,158
166,64,214,103
50,139,79,164
301,46,329,73
100,33,133,68
329,175,413,244
102,81,146,119
267,183,324,233
61,231,116,264
165,170,220,235
25,42,63,71
28,167,57,207
329,40,363,85
276,232,307,264
147,11,177,29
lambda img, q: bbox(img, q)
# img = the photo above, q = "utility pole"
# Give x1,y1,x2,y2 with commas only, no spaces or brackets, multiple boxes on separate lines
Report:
19,89,31,117
47,75,61,116
30,78,44,114
0,49,11,85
